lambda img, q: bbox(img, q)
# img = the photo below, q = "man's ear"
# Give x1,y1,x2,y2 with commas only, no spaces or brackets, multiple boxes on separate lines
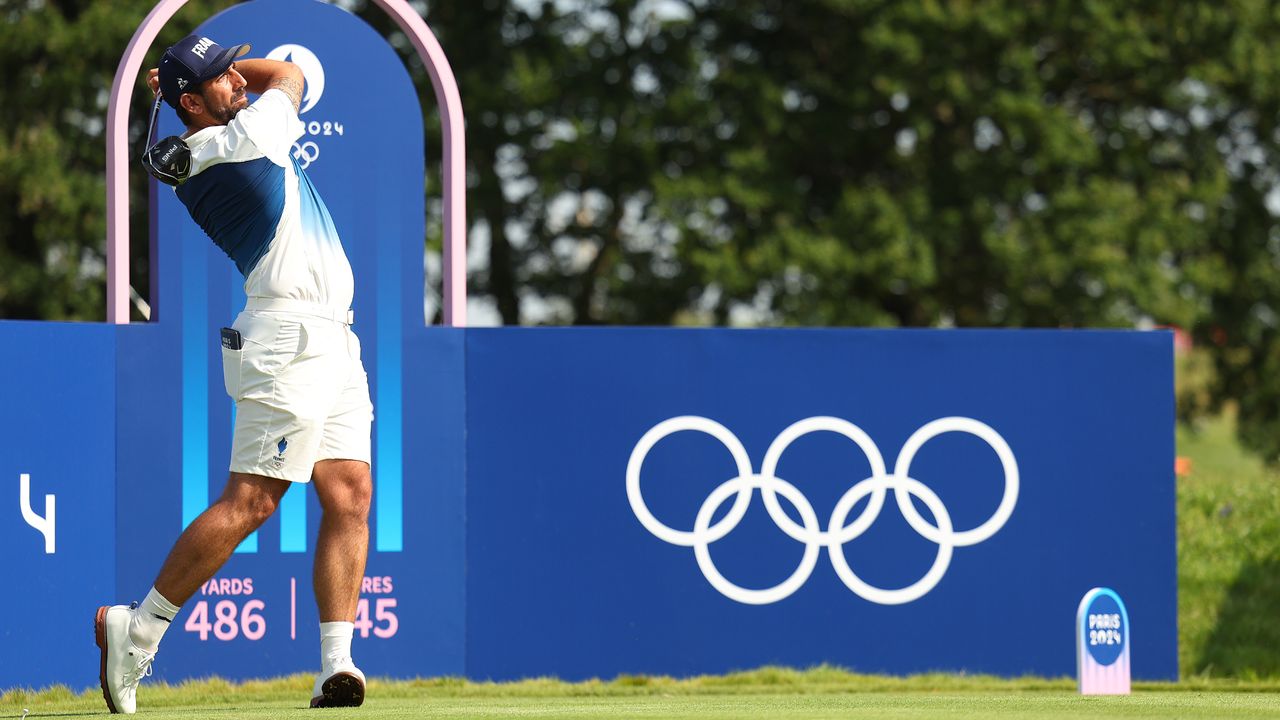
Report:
179,93,203,117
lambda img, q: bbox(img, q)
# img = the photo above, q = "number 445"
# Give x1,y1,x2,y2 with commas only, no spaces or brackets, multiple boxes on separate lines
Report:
355,597,398,639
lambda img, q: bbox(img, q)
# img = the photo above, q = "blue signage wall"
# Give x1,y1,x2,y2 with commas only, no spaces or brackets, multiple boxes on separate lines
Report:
0,0,1177,693
0,322,117,689
463,328,1176,681
0,320,1177,688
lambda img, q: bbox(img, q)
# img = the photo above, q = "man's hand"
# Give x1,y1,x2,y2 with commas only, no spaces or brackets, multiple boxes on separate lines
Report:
147,68,160,95
234,59,305,114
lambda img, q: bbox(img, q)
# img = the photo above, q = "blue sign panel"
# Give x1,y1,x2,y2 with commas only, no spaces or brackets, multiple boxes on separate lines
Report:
0,322,117,688
462,328,1177,681
0,318,1175,688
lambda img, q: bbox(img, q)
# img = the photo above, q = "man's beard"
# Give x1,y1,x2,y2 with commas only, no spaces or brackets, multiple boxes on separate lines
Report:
211,92,247,124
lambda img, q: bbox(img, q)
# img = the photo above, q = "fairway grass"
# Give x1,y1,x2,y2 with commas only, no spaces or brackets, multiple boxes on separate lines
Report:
7,693,1280,720
4,670,1280,719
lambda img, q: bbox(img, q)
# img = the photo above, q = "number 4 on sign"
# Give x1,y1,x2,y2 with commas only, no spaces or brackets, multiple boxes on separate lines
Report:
185,601,212,641
354,598,399,639
19,473,55,554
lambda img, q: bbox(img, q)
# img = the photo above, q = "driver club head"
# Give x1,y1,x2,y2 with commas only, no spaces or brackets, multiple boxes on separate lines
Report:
143,135,192,186
141,93,191,186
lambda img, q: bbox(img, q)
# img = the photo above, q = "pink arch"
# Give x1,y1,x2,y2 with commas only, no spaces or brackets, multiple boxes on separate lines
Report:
106,0,467,326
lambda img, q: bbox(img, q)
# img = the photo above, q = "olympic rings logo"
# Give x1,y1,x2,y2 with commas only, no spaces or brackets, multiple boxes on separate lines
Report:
626,416,1019,606
292,141,320,170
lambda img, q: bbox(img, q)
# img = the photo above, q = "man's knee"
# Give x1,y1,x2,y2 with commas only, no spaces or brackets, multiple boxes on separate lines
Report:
220,473,288,528
239,493,280,527
328,476,371,521
315,461,372,521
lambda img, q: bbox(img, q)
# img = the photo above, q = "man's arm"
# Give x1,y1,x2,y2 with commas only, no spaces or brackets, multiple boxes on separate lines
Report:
234,59,305,114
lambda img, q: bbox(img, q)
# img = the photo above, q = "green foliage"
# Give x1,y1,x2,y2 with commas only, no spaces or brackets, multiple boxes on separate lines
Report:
7,1,1280,452
664,2,1250,333
392,0,711,324
1178,412,1280,679
0,0,235,320
398,0,1280,458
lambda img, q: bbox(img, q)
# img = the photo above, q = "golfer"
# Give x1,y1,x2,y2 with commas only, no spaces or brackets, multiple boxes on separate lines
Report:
95,34,373,713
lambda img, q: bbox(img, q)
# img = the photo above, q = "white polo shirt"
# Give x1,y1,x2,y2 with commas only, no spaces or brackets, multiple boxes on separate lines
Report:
176,88,354,312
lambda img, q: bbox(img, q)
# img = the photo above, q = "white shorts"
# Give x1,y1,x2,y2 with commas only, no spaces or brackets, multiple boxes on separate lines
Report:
220,310,373,483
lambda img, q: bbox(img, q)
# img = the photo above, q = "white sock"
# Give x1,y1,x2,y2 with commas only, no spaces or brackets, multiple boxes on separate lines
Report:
129,587,180,652
320,621,354,667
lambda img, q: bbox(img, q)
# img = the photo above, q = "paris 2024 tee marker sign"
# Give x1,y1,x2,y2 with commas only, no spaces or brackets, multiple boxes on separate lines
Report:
1077,587,1131,695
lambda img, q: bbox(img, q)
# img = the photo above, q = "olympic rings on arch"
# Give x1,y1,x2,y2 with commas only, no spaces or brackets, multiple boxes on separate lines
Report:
625,415,1019,605
292,141,320,169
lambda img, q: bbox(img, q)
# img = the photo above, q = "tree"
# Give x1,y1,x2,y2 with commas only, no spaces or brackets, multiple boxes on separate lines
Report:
8,1,1280,460
654,0,1280,458
355,0,708,325
0,0,236,321
659,1,1228,330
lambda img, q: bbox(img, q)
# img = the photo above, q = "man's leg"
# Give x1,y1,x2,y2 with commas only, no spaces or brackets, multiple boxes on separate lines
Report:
153,472,292,604
313,459,372,620
308,458,372,708
96,472,290,715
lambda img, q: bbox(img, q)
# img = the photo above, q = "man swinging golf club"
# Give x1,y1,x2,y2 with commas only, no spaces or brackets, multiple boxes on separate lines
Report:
95,33,374,713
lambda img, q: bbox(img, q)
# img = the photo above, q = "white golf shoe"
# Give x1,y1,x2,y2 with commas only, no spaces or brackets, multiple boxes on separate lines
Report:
95,603,155,714
310,657,366,708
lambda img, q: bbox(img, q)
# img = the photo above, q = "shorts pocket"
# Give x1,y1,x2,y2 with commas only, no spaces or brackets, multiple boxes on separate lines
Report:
235,313,307,402
220,345,243,400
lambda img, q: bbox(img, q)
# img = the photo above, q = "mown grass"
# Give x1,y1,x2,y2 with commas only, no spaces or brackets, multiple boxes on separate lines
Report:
3,668,1280,719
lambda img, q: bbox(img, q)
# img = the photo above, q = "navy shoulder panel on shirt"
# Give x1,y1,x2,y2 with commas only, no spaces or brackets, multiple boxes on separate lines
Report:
176,156,286,277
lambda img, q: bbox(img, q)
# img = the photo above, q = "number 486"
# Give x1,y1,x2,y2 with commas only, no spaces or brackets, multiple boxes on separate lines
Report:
184,599,266,641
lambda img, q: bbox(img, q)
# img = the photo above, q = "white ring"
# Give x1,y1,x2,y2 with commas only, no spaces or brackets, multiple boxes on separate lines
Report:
692,475,822,605
628,416,1017,605
758,416,888,545
291,141,320,169
626,416,755,546
893,417,1019,547
827,475,954,605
